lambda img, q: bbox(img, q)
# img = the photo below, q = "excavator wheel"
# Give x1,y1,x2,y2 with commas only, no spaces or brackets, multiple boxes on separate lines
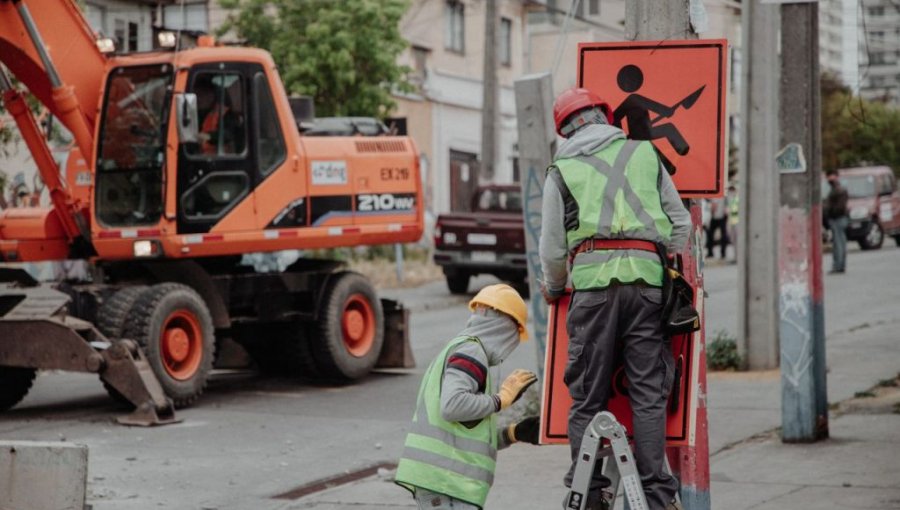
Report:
98,286,149,406
123,283,215,408
312,272,384,381
0,366,37,412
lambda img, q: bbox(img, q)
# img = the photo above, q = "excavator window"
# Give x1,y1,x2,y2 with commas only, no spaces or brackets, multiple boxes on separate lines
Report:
95,65,171,227
253,72,286,176
186,72,247,158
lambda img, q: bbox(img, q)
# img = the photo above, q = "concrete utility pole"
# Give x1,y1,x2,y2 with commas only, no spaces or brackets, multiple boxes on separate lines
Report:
480,0,499,182
625,1,710,508
738,0,781,370
513,73,556,373
778,2,829,443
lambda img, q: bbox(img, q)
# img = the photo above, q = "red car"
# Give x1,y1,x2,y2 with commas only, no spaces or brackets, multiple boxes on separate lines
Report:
433,185,528,294
838,166,900,250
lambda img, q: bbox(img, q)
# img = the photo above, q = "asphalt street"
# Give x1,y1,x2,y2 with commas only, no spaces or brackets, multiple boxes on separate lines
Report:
0,243,898,509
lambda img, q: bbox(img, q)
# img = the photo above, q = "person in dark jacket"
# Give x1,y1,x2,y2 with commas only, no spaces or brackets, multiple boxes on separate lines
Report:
825,172,849,273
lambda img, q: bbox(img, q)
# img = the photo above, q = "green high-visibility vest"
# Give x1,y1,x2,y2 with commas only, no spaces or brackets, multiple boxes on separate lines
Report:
550,139,673,289
395,336,497,509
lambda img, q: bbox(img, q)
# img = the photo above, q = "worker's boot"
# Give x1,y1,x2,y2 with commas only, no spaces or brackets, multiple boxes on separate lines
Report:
665,499,684,510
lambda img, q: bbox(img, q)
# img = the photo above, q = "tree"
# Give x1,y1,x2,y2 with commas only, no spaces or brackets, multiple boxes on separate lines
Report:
821,73,900,176
218,0,413,118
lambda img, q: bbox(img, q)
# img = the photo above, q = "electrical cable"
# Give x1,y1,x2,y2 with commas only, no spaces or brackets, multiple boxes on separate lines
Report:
550,0,582,77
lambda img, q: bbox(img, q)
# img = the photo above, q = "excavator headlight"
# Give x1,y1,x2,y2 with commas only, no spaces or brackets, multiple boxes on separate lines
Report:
133,240,161,258
158,31,177,49
96,37,116,54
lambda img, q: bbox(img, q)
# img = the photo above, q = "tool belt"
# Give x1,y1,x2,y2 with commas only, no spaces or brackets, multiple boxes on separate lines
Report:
569,238,700,335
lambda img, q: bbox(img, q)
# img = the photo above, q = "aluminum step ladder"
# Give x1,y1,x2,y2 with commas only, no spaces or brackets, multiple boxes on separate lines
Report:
564,411,655,510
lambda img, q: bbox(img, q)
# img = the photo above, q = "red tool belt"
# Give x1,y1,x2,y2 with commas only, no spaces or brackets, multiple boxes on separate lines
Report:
569,238,658,263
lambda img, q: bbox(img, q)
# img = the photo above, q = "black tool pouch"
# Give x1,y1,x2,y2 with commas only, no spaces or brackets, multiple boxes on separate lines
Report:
656,243,701,335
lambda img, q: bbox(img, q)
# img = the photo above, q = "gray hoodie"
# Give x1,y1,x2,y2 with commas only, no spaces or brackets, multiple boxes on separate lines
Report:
539,123,691,293
438,306,520,449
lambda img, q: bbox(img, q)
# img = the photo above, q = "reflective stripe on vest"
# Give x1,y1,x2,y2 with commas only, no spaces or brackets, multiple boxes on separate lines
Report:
394,336,496,508
554,139,673,289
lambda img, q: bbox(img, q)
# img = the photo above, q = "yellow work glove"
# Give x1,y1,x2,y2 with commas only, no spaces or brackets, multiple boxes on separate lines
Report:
496,369,538,410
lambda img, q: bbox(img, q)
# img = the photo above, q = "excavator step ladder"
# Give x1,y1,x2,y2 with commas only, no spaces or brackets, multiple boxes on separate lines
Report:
564,411,650,510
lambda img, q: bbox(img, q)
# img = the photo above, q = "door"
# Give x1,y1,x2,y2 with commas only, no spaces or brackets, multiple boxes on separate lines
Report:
177,63,260,234
449,149,479,212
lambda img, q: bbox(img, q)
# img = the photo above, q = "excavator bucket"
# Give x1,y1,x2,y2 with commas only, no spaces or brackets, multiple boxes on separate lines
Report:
0,272,178,426
376,298,415,369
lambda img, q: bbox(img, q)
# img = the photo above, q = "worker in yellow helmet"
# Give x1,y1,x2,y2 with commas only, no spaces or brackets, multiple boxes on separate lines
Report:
395,283,540,509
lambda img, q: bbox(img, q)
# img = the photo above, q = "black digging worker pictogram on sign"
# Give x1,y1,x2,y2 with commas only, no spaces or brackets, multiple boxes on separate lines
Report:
611,64,705,176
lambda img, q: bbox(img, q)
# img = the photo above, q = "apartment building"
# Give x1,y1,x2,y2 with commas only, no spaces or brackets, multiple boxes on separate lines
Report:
858,0,900,103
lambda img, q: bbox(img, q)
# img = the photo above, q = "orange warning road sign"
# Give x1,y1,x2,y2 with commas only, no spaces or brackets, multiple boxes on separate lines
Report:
539,292,697,446
578,39,728,197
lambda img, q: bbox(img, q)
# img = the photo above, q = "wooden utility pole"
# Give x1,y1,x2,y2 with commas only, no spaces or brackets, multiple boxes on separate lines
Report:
625,1,710,508
513,73,556,373
480,0,499,182
778,2,828,443
738,0,781,370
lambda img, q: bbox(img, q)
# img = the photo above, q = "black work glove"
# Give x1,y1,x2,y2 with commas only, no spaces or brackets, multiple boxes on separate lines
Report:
506,416,540,445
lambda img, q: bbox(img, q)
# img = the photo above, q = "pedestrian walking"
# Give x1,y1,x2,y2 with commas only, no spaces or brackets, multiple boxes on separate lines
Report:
706,197,728,259
395,284,540,510
825,171,849,273
726,184,739,262
539,88,691,510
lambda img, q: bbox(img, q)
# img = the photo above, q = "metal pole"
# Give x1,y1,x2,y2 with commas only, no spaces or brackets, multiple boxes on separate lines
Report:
513,72,556,374
778,2,828,443
480,0,499,182
625,2,710,508
738,0,781,370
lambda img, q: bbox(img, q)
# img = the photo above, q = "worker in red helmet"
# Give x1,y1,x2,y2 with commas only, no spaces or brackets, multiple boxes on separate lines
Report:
539,87,691,510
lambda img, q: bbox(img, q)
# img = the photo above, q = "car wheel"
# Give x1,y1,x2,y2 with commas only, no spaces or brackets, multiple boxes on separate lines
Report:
858,220,884,250
446,273,470,294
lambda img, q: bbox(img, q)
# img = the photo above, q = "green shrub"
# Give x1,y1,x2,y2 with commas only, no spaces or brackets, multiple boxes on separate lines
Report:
707,330,742,371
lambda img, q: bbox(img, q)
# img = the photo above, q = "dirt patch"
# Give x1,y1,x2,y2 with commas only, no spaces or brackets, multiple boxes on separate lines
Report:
707,368,780,381
837,373,900,416
349,258,443,289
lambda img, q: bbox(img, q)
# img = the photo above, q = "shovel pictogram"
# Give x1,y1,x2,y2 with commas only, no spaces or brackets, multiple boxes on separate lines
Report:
650,85,706,124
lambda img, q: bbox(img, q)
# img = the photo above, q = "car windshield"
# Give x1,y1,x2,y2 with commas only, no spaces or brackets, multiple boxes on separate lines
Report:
841,175,876,199
95,65,172,227
476,189,522,212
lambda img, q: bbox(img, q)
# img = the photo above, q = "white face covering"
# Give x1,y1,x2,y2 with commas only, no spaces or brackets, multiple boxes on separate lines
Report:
458,307,520,366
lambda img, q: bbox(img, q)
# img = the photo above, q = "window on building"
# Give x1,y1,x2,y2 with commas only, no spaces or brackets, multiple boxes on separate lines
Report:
871,30,884,41
869,51,887,65
114,19,125,52
163,3,209,32
445,1,465,54
127,22,138,52
411,45,429,86
589,0,600,16
500,18,512,66
867,6,884,16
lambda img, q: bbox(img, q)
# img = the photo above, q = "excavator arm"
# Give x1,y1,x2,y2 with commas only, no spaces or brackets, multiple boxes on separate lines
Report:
0,0,105,157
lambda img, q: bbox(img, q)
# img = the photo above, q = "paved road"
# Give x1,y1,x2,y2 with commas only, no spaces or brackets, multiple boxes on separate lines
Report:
1,245,898,509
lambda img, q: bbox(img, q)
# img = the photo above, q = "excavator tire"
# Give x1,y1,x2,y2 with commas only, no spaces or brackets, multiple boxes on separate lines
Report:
123,283,215,408
312,272,384,381
236,322,321,379
97,286,149,406
0,366,37,412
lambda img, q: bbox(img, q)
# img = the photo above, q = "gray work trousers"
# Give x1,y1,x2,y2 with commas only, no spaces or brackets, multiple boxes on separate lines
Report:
563,285,680,510
414,488,479,509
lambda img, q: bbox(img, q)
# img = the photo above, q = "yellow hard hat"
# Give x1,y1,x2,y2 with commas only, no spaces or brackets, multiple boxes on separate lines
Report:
469,284,529,340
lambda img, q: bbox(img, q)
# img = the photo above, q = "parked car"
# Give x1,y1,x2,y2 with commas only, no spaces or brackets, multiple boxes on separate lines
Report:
433,185,528,295
835,166,900,250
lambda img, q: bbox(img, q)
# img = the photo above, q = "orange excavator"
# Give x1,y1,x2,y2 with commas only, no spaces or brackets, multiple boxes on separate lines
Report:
0,0,422,425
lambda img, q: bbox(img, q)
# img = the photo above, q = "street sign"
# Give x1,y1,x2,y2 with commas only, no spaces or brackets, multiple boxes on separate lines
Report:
578,39,728,197
539,292,698,446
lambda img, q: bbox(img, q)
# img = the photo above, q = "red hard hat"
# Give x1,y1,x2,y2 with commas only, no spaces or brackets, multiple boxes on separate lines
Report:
553,87,613,136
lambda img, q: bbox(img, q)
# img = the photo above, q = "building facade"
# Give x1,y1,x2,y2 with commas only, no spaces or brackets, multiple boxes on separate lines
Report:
857,0,900,103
